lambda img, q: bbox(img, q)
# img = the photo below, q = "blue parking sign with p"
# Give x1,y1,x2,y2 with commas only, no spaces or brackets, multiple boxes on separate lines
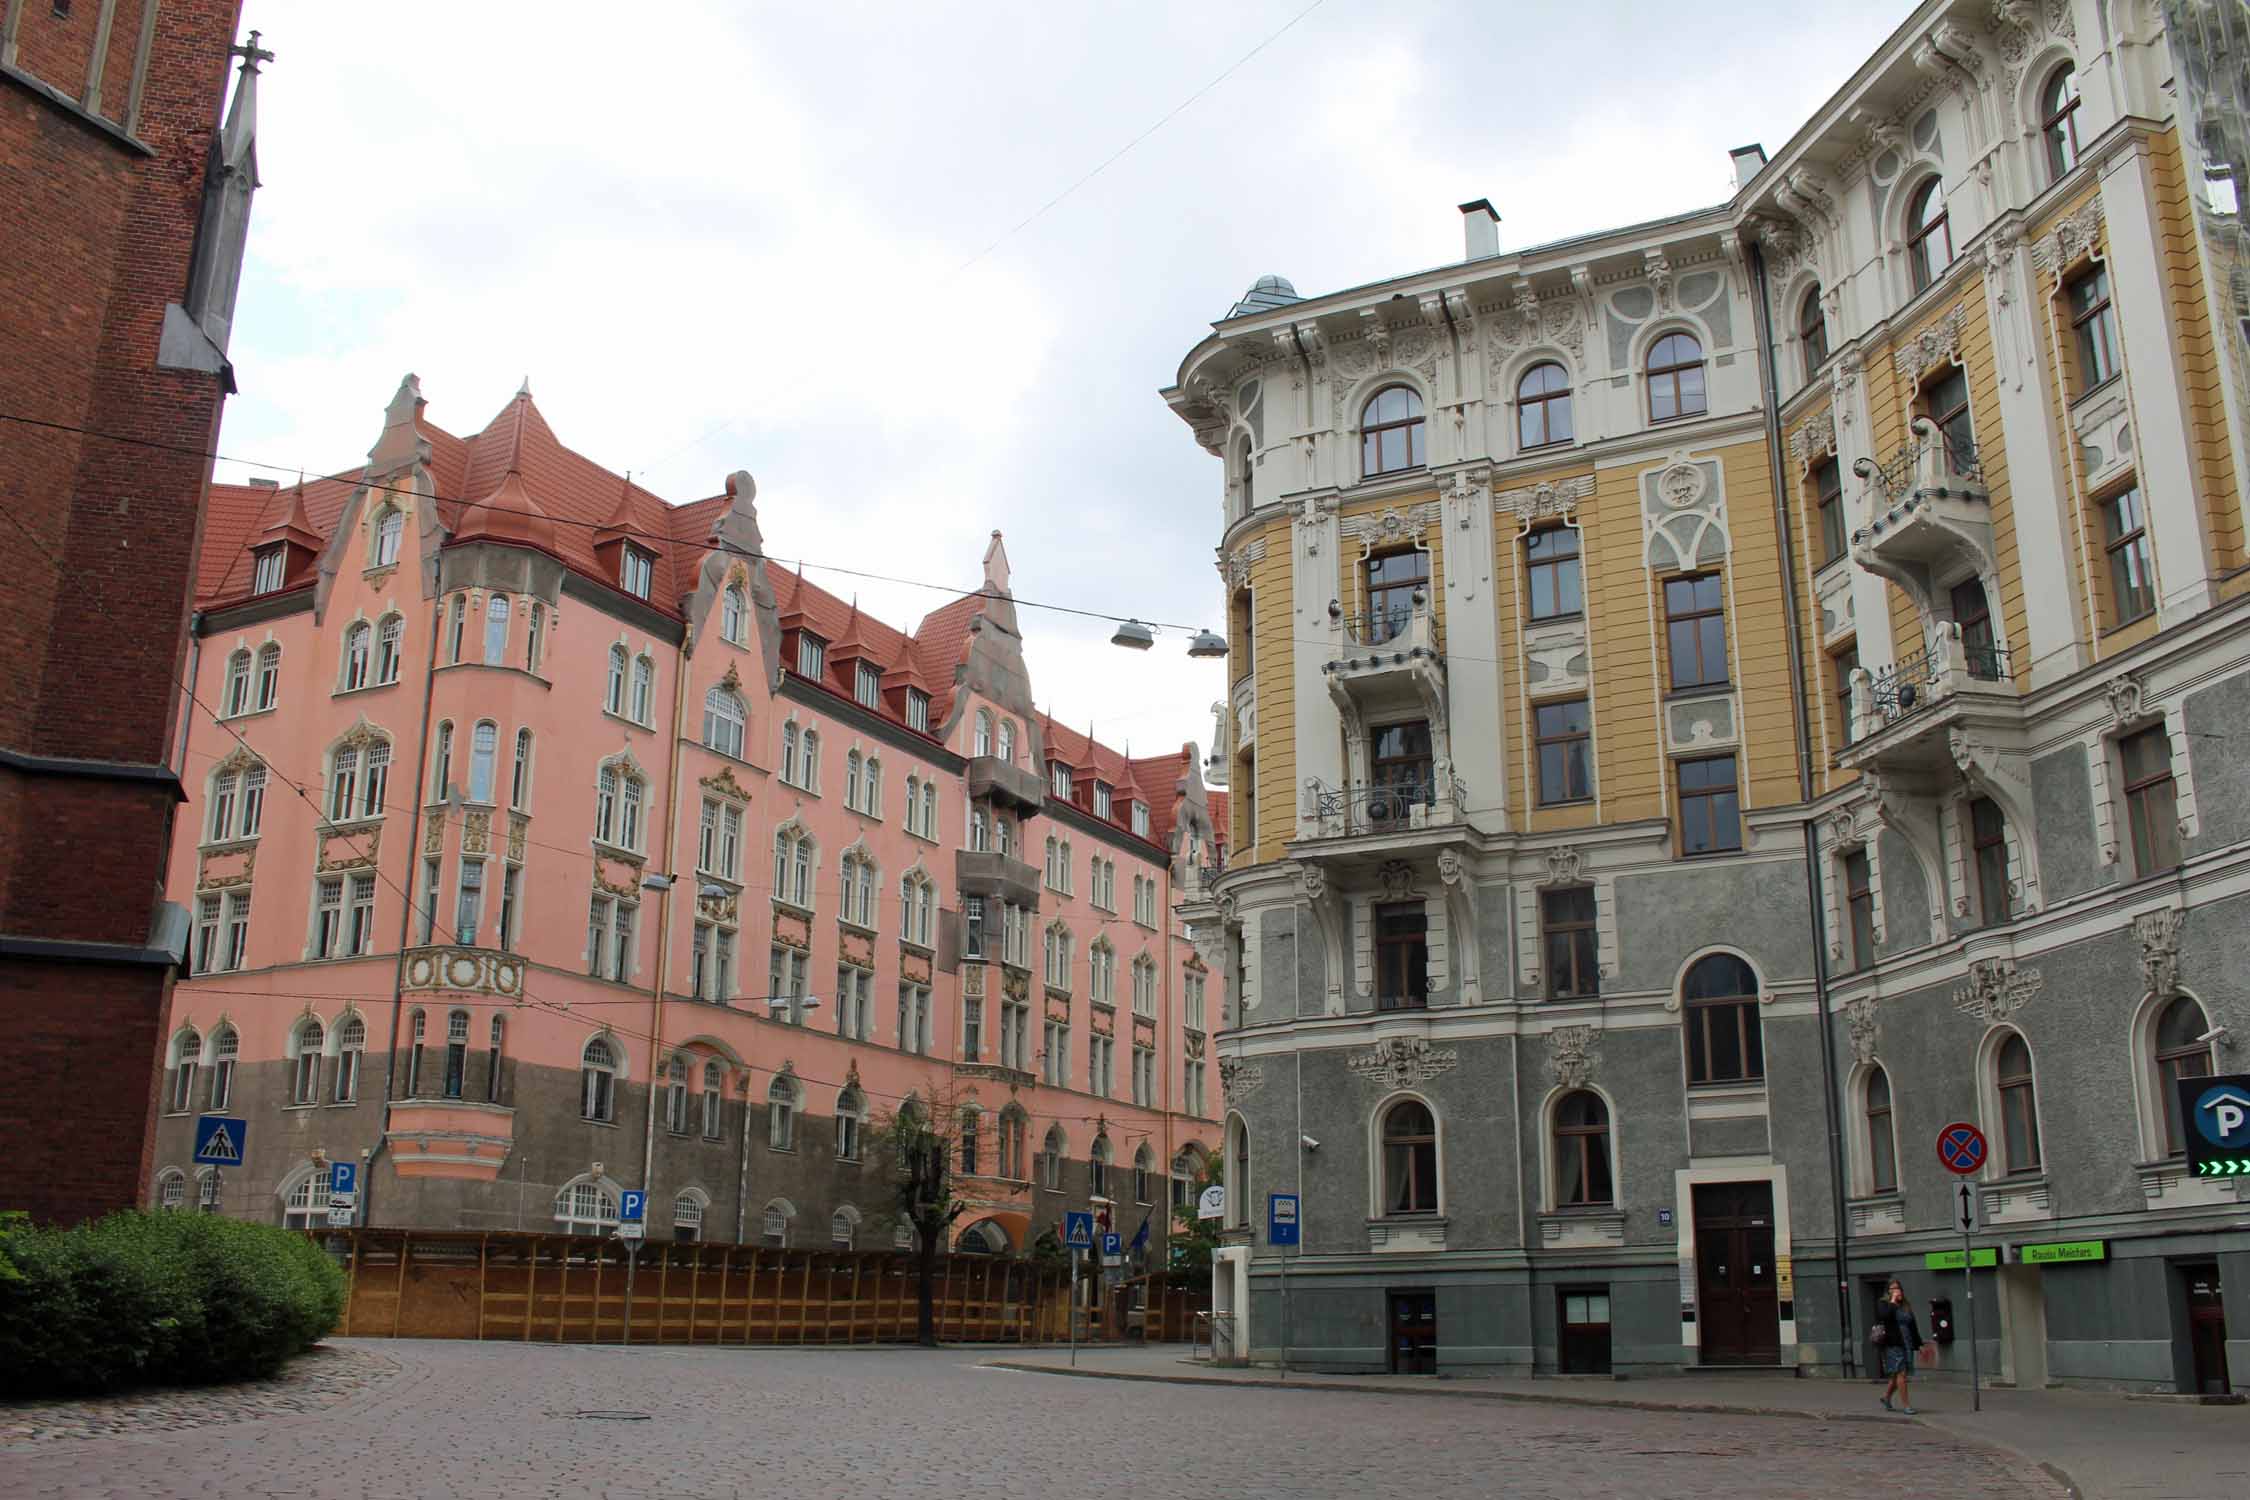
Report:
328,1160,357,1197
619,1190,647,1223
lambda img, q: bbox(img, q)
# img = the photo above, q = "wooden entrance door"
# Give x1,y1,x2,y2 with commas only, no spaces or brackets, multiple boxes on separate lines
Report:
1558,1285,1613,1374
2183,1264,2230,1396
1693,1182,1780,1365
1388,1290,1438,1374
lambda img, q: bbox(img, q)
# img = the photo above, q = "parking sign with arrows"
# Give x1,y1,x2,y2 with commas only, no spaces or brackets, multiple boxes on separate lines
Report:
2182,1073,2250,1177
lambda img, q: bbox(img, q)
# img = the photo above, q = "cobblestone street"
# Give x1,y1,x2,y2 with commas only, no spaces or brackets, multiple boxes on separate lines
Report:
0,1341,2069,1499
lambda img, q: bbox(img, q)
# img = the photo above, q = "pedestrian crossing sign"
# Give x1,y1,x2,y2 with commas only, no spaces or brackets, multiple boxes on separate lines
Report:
193,1115,248,1166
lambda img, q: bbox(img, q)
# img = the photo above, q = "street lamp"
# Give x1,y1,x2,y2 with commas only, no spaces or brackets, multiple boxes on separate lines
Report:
1186,628,1229,659
1110,619,1156,650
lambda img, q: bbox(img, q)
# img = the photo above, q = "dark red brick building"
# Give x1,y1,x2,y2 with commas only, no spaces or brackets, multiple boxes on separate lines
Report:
0,1,260,1223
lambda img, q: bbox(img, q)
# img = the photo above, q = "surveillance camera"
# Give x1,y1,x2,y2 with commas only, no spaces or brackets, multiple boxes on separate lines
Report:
1301,1134,1320,1151
2198,1024,2229,1044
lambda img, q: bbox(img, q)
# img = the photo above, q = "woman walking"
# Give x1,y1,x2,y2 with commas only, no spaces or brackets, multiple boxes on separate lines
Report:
1875,1279,1924,1413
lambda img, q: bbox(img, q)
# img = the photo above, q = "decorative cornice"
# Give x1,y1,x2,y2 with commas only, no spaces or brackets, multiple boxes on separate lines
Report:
1494,474,1594,527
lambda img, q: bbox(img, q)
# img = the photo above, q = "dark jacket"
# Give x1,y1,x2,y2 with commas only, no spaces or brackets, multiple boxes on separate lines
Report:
1879,1300,1924,1351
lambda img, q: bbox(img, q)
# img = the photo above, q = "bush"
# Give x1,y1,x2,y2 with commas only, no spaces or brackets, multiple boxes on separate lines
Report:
0,1211,346,1397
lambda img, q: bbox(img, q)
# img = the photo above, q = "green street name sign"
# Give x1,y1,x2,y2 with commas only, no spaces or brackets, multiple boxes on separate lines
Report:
1923,1248,1998,1271
2020,1240,2106,1265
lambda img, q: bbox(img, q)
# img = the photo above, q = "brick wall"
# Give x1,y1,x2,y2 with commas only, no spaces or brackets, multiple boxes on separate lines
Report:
0,0,247,1224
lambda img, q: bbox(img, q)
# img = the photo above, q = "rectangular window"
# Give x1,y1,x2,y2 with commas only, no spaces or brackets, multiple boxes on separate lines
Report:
1541,887,1599,1000
692,923,712,1000
1921,367,1974,471
1090,1034,1114,1097
1094,782,1113,820
253,547,286,594
1043,1020,1070,1087
1664,573,1728,689
456,859,484,947
313,877,343,958
620,546,653,600
1677,755,1741,855
2067,265,2119,391
963,895,985,960
1686,995,1764,1085
223,891,251,971
1813,457,1845,566
855,661,881,709
1970,797,2009,927
1185,972,1207,1030
1525,527,1583,620
1186,1056,1206,1115
1052,764,1073,799
905,689,930,732
194,894,221,974
420,857,442,944
1373,902,1429,1011
347,873,377,956
714,928,734,1001
796,632,826,678
1370,720,1433,814
1132,1044,1155,1106
1364,549,1429,643
999,998,1024,1072
1843,848,1874,971
1534,699,1593,805
962,993,982,1061
1832,648,1859,747
1131,802,1149,837
2120,725,2182,874
1950,577,1998,680
2100,485,2156,624
240,766,266,837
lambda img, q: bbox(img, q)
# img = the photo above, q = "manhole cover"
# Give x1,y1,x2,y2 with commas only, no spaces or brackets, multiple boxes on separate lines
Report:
574,1411,651,1421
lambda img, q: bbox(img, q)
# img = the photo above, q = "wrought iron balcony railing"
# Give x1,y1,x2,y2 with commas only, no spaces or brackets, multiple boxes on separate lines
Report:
1312,778,1437,836
1852,637,2011,735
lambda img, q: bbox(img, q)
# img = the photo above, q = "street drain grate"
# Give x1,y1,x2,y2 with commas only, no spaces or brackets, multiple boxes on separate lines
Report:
574,1411,651,1421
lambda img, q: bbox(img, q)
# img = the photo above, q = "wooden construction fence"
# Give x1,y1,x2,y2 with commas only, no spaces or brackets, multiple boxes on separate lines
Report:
321,1230,1070,1345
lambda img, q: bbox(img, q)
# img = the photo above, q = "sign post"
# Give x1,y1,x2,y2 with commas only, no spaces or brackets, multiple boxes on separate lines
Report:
1268,1193,1300,1380
1063,1211,1095,1366
1936,1121,1987,1413
617,1190,647,1346
326,1159,359,1229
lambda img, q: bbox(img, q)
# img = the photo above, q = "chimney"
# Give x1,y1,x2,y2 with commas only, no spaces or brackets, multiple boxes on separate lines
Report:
1729,143,1768,192
1459,199,1500,261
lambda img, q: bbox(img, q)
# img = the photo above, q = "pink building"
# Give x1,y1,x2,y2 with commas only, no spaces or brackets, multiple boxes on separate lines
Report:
154,375,1222,1256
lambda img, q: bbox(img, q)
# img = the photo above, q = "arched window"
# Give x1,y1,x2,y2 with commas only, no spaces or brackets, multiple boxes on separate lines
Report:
1864,1065,1898,1194
1042,1125,1067,1190
442,1008,470,1098
761,1198,794,1248
702,685,746,758
375,614,403,684
1381,1099,1439,1215
999,1106,1027,1179
1646,332,1707,422
483,595,510,665
1907,178,1953,292
630,655,654,723
468,721,498,803
837,1086,866,1162
830,1204,860,1249
595,766,619,843
448,595,467,661
342,621,372,691
701,1059,723,1138
334,1015,364,1103
195,1166,220,1214
1553,1090,1613,1207
1682,953,1763,1085
405,1008,427,1096
581,1035,620,1122
1360,384,1426,476
620,771,644,849
1799,287,1830,377
845,749,863,810
554,1177,618,1234
281,1162,333,1230
290,1017,324,1105
373,505,404,566
721,583,748,645
525,603,544,671
1226,1114,1250,1229
920,781,937,838
511,729,534,808
768,1074,800,1150
255,642,281,711
207,1024,238,1110
168,1028,201,1113
2155,995,2215,1157
1090,1136,1112,1199
605,645,627,716
773,826,816,909
223,648,252,716
674,1191,707,1243
432,721,454,801
486,1015,505,1103
1134,1144,1153,1204
975,710,994,758
1517,362,1573,449
1995,1033,2041,1174
156,1168,187,1211
1233,434,1255,516
863,755,881,817
998,719,1016,763
664,1053,691,1134
2041,64,2081,180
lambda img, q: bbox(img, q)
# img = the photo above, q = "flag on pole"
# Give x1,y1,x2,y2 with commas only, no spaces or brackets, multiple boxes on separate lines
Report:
1130,1213,1151,1253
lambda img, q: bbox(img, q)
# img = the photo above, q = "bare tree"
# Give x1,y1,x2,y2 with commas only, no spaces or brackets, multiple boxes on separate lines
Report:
869,1088,969,1347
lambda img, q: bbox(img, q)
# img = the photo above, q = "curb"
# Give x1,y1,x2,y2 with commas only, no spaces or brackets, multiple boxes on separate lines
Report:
980,1359,1913,1425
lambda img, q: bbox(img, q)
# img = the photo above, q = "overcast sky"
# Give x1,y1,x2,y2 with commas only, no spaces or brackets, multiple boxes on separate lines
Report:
218,0,1908,773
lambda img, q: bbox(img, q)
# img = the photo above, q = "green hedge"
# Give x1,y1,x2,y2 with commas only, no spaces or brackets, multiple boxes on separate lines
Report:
0,1210,347,1396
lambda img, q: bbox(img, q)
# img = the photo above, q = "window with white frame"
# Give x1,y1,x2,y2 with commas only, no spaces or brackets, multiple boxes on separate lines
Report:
845,750,864,812
999,1108,1027,1179
697,1059,722,1138
1133,875,1156,926
449,595,467,662
222,648,252,716
620,545,653,600
761,1200,794,1247
836,1087,866,1161
674,1190,706,1243
720,583,748,645
970,806,991,851
1133,955,1157,1017
840,849,878,927
975,710,993,757
691,919,737,1002
455,857,485,946
962,987,983,1061
1130,801,1149,837
829,1205,859,1249
1043,923,1073,990
375,614,403,684
855,661,881,709
405,1010,426,1096
703,685,746,758
900,872,935,948
555,1178,618,1233
605,646,627,716
906,689,930,732
467,720,497,803
253,546,286,594
580,1036,621,1122
484,594,510,665
373,505,403,567
962,894,986,960
1040,1127,1066,1190
698,797,744,879
1089,1033,1114,1097
282,1163,333,1228
800,728,820,791
768,945,809,1025
206,1025,237,1110
167,1029,201,1112
998,718,1016,761
1052,763,1073,799
1090,1136,1112,1197
1184,971,1207,1031
862,755,881,818
290,1017,324,1105
441,1008,470,1099
664,1053,692,1134
1002,995,1031,1072
772,826,816,909
157,1168,187,1211
197,890,250,972
341,621,372,691
1131,1043,1155,1107
595,763,648,851
899,982,932,1055
525,603,544,672
1094,782,1113,820
630,655,655,724
586,891,636,981
768,1074,800,1150
1042,1017,1070,1087
1088,941,1115,1007
206,758,267,842
1002,903,1030,968
485,1015,506,1102
1133,1146,1153,1204
335,1015,364,1103
835,964,872,1039
795,632,827,679
511,729,534,809
1184,1051,1205,1115
327,735,392,822
255,643,280,711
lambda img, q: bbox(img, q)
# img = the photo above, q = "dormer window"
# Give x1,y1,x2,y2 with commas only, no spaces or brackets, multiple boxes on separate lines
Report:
253,546,285,594
620,546,653,601
855,661,881,709
796,632,827,679
1130,801,1150,838
1052,763,1073,799
1094,782,1113,820
905,689,930,732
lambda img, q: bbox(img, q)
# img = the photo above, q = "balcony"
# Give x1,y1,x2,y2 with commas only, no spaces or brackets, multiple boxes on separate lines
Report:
954,849,1041,909
1840,628,2020,774
966,755,1044,815
1307,778,1454,838
386,1099,515,1181
1293,776,1468,877
1230,672,1256,752
1850,417,1995,624
1323,589,1446,730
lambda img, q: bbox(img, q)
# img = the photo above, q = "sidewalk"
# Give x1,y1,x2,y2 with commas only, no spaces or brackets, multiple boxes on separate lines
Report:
985,1345,2249,1500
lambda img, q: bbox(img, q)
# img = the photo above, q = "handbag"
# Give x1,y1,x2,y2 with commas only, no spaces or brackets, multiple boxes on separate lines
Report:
1869,1320,1889,1345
